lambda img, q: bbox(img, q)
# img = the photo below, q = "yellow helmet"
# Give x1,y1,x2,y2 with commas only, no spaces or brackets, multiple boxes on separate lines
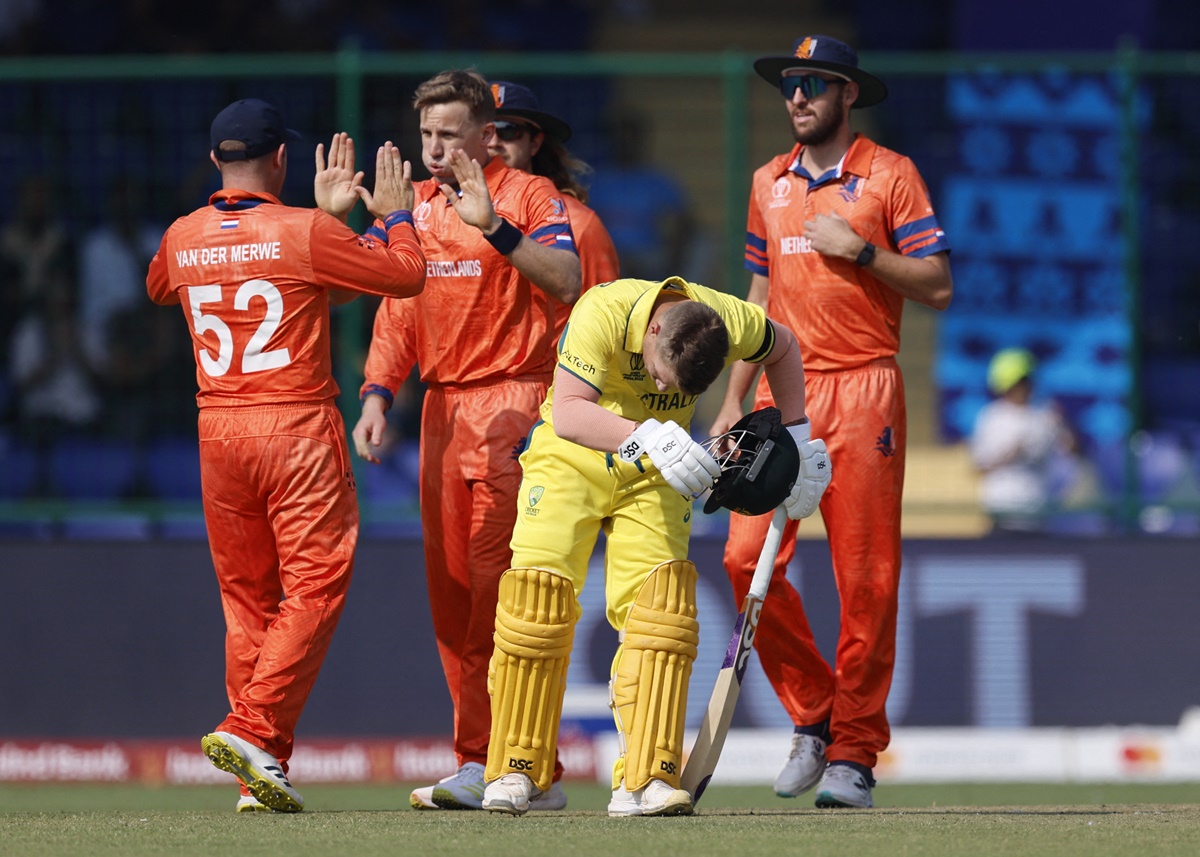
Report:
987,348,1036,395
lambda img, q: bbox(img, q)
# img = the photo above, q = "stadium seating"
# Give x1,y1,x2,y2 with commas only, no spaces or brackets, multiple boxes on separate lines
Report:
47,437,139,501
143,435,203,501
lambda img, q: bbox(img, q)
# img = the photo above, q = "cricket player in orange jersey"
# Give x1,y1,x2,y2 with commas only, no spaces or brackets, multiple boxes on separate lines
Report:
710,36,953,809
147,99,426,813
487,80,620,338
351,70,582,811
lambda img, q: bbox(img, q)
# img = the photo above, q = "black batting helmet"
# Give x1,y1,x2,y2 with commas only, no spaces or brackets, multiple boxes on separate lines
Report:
702,407,799,516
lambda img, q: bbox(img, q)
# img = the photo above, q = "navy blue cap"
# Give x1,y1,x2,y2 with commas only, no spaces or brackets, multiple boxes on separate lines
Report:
754,35,888,108
489,81,572,143
211,99,302,162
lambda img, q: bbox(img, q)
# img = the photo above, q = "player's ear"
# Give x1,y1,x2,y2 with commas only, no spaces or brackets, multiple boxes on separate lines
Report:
210,150,221,169
274,143,287,168
529,131,545,158
843,80,859,110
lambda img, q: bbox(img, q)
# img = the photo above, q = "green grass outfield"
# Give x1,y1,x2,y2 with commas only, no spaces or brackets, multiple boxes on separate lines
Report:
2,782,1199,857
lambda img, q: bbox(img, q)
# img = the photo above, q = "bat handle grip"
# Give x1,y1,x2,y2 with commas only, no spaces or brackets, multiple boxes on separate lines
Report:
747,506,787,601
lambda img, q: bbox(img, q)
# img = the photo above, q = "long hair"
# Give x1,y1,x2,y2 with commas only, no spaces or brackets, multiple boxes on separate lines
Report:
531,136,592,203
413,69,496,124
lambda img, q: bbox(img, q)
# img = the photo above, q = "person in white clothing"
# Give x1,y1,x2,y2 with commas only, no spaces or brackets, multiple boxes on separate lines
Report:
970,348,1078,533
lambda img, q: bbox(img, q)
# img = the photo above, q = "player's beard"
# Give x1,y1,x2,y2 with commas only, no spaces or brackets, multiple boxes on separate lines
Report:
791,108,842,148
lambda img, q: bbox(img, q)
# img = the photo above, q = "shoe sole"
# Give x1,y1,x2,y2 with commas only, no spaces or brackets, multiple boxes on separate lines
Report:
482,799,529,816
774,772,824,798
201,734,303,813
235,802,273,813
608,797,694,818
431,786,484,810
814,792,872,809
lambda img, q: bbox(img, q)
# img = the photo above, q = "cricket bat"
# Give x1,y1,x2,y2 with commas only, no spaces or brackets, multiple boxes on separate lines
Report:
681,506,787,803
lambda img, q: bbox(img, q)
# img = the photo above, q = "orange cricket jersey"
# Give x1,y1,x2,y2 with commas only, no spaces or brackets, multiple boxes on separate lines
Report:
744,135,950,371
147,189,425,407
552,195,619,341
360,158,577,401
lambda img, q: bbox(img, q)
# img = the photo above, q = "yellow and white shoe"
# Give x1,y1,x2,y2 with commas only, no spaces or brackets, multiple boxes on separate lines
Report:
202,731,303,813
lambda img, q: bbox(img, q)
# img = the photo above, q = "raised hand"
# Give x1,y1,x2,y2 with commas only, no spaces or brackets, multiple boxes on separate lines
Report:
354,142,414,220
439,149,498,233
314,132,365,222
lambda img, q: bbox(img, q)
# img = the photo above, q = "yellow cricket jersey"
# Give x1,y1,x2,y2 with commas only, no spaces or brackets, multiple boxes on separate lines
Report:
541,276,775,429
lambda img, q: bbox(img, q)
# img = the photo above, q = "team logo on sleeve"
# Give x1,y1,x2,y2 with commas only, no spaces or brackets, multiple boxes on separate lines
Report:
551,198,565,215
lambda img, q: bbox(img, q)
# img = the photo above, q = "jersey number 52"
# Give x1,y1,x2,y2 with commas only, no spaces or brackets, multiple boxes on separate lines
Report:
188,280,293,377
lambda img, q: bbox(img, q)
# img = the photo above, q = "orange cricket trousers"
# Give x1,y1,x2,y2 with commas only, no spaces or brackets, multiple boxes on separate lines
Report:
724,358,906,769
199,401,357,763
417,376,559,774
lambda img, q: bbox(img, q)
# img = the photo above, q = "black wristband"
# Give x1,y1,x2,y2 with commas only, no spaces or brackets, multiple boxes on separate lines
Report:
854,242,876,267
483,219,523,255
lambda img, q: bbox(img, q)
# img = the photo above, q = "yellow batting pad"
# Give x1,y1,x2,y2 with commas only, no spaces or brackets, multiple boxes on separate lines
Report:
611,560,699,791
485,568,579,791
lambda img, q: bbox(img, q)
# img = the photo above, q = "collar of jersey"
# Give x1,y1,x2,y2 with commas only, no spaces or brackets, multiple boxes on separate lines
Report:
777,133,876,186
209,189,282,210
624,276,696,353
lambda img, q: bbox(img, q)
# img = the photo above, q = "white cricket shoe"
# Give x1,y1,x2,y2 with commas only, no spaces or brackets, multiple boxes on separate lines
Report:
201,731,303,813
608,778,694,817
409,761,488,810
482,773,541,816
774,733,828,797
528,781,568,811
814,763,874,808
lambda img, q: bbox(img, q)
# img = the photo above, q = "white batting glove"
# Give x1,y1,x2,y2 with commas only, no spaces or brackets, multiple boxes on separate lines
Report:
783,420,831,520
619,418,721,496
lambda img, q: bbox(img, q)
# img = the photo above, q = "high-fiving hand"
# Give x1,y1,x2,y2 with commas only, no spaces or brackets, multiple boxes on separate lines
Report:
314,132,365,222
439,149,498,233
355,142,414,220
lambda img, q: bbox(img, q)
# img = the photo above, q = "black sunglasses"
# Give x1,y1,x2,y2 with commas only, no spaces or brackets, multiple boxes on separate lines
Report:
494,121,539,142
778,75,846,100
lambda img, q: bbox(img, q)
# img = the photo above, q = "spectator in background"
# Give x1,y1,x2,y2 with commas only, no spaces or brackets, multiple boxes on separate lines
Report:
970,347,1080,534
1,175,74,355
1,174,88,481
586,108,696,281
78,175,176,444
8,279,101,456
488,79,620,337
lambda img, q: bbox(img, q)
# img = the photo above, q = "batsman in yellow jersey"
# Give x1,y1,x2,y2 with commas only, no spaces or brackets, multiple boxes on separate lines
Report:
478,276,832,817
